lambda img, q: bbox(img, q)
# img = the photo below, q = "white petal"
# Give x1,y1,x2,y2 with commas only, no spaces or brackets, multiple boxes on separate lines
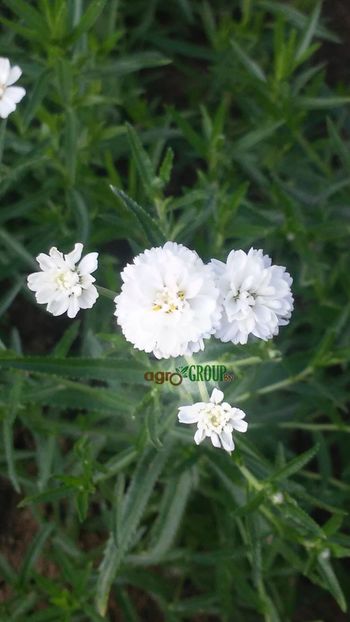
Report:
36,253,55,271
210,432,221,448
78,252,98,275
67,297,80,318
220,428,235,452
36,287,56,304
27,271,49,290
0,57,10,83
230,407,247,420
78,285,98,309
0,96,16,119
232,419,248,433
49,247,66,267
5,65,22,86
194,428,206,445
210,388,224,404
5,86,26,104
65,242,83,268
178,406,200,424
47,297,69,316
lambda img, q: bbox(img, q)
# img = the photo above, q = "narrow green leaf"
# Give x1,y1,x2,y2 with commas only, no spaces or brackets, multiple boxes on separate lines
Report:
0,228,37,269
0,280,22,318
0,354,147,383
236,121,284,152
67,0,107,42
159,147,174,185
230,38,267,83
19,524,53,584
86,52,171,78
19,485,74,508
317,553,347,612
125,123,156,199
299,96,350,109
270,445,319,483
22,70,50,128
295,1,322,62
52,321,81,357
110,186,166,246
95,446,168,615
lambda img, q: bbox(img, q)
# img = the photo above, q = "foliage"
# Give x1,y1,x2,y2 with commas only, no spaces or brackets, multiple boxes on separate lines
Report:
0,1,349,620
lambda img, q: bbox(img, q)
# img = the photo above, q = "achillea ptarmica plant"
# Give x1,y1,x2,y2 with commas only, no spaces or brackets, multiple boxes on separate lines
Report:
114,241,221,359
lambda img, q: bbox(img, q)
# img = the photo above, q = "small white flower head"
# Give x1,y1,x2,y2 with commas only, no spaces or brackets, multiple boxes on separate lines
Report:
271,492,284,505
115,242,221,359
0,57,26,119
27,243,99,318
178,387,248,452
211,248,293,345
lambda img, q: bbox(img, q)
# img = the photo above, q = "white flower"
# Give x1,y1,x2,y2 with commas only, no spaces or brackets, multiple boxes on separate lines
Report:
211,248,293,345
178,387,248,452
115,241,221,359
271,492,284,505
27,243,99,318
0,57,26,119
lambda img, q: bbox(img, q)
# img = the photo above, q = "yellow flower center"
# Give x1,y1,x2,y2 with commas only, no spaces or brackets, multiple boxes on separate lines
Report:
152,288,186,314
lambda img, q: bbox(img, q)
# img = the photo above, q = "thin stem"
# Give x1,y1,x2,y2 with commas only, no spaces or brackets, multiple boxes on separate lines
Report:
97,285,118,300
0,119,7,165
184,355,210,401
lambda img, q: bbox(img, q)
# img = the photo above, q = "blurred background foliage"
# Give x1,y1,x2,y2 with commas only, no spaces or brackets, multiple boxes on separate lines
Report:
0,1,350,620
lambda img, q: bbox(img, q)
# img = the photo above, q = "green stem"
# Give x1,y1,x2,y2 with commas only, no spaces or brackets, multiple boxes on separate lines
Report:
97,285,118,300
233,366,313,404
0,119,7,165
184,355,210,402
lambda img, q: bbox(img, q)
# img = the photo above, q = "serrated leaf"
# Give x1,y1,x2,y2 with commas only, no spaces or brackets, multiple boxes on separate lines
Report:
95,446,168,615
269,444,319,483
0,354,147,383
110,186,166,246
125,123,156,199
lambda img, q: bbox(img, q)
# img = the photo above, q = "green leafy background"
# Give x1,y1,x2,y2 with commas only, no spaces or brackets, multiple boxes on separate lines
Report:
0,1,349,620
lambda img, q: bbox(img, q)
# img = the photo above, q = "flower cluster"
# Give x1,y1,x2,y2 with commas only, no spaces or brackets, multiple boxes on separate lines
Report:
115,242,293,357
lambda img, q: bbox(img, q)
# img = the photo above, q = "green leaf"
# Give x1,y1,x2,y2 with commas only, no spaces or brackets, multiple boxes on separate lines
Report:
52,321,81,357
0,354,147,383
19,524,53,584
158,147,174,185
134,471,192,564
235,121,284,152
110,186,166,246
125,123,156,199
86,52,171,78
299,96,350,109
19,485,74,508
95,446,169,615
269,445,319,483
67,0,107,42
22,69,51,128
230,38,267,83
0,280,22,318
317,553,347,612
0,228,37,269
295,1,322,62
